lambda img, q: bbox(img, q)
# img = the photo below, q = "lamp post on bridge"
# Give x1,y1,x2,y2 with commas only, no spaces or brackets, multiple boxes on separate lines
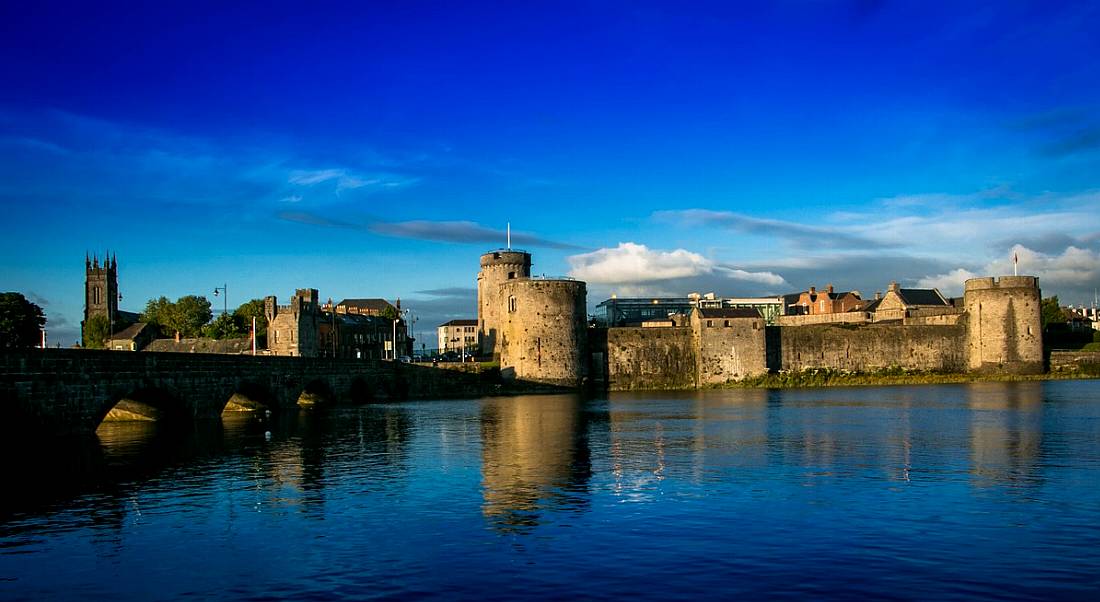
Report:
213,284,227,317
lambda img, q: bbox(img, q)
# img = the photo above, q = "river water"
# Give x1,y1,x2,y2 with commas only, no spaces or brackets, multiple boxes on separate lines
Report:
2,380,1099,600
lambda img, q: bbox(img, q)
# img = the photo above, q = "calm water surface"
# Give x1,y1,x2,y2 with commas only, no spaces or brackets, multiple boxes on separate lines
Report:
2,380,1099,600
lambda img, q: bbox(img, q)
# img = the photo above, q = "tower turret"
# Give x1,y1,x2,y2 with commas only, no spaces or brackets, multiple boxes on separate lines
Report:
82,251,120,344
964,276,1043,374
477,249,532,358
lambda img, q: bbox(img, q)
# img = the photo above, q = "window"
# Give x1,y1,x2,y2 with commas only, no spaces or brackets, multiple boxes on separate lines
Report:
724,320,730,327
509,296,517,312
707,320,713,327
508,271,515,279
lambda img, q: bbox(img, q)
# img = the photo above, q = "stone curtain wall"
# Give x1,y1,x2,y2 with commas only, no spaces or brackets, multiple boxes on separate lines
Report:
692,315,767,385
606,327,696,390
772,323,967,373
1049,350,1100,372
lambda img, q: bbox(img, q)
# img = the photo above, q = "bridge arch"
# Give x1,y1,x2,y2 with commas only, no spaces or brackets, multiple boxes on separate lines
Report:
297,379,334,408
95,385,190,431
223,381,278,414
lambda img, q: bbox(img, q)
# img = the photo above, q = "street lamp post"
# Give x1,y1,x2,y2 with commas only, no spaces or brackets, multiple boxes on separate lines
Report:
213,284,227,317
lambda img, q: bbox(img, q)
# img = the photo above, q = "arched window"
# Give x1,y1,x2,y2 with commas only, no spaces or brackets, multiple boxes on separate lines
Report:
508,296,517,312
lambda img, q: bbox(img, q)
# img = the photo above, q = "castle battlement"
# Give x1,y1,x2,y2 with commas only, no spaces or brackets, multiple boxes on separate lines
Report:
964,275,1039,291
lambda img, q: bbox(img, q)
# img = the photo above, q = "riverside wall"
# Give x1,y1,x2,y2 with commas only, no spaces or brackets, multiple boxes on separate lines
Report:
767,323,968,373
605,327,696,390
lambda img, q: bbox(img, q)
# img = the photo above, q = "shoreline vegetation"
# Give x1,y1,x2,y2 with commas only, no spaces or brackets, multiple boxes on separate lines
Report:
725,365,1100,389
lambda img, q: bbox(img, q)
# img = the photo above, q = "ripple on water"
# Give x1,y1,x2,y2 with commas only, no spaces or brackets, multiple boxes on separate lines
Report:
2,382,1100,599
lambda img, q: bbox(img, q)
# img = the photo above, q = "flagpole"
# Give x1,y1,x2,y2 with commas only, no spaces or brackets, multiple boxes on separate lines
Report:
1013,251,1018,276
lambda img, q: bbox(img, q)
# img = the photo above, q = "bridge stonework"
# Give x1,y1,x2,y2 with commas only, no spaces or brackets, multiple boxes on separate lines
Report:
1,350,524,437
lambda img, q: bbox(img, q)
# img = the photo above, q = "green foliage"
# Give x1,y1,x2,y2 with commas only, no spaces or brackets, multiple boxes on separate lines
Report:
732,367,1058,389
202,313,245,339
141,296,173,336
1082,342,1100,352
0,292,47,349
171,295,212,337
379,305,398,321
233,298,268,337
82,314,109,349
139,294,212,338
1041,296,1068,331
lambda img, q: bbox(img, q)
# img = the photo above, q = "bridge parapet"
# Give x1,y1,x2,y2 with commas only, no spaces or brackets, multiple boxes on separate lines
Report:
2,349,558,437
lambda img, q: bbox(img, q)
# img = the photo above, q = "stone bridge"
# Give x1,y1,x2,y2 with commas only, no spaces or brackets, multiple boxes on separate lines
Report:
1,349,535,437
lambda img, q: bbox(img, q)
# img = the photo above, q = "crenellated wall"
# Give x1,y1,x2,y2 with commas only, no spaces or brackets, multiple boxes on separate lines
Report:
602,276,1041,390
691,312,768,384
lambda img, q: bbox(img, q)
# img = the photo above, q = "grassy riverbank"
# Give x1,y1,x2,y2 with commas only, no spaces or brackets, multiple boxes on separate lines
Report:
728,366,1100,389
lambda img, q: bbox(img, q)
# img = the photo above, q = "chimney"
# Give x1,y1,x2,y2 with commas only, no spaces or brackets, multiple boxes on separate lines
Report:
875,291,882,300
826,284,834,294
888,281,899,293
809,286,816,294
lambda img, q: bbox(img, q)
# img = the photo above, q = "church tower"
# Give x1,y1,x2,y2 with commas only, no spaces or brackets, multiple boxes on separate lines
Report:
82,252,119,340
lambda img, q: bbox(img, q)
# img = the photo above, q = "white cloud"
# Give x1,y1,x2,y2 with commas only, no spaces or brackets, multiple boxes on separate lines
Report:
288,168,416,193
567,242,787,287
568,243,711,283
916,268,980,296
715,266,788,287
288,168,344,185
279,195,302,203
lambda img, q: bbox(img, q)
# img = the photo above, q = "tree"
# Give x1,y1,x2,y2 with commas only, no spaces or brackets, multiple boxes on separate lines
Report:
379,304,398,321
141,295,212,338
168,295,212,338
1041,296,1068,331
83,314,109,349
233,298,268,337
0,292,46,349
202,312,244,339
141,296,174,336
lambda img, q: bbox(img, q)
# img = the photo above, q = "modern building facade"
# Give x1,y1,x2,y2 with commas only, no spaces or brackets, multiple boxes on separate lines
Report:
438,319,479,355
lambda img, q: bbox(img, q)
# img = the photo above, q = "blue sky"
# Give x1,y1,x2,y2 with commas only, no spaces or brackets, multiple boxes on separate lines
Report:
2,1,1099,346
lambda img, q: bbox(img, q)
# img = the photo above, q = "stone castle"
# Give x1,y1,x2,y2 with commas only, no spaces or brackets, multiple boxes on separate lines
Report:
478,249,587,386
478,249,1044,390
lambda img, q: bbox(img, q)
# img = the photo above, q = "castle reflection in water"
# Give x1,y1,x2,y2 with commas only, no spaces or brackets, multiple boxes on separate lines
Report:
0,382,1063,532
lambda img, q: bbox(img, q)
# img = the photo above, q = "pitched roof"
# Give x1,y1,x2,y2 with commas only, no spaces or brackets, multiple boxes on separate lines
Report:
440,319,478,327
336,298,394,312
697,307,761,319
108,321,151,341
896,288,947,306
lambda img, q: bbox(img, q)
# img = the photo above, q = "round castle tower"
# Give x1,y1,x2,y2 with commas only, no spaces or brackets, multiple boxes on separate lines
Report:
478,250,532,358
963,276,1043,374
498,278,588,387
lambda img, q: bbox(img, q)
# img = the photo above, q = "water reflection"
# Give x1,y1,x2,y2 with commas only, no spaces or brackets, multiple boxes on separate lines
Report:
479,395,593,533
968,382,1044,488
2,382,1100,600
